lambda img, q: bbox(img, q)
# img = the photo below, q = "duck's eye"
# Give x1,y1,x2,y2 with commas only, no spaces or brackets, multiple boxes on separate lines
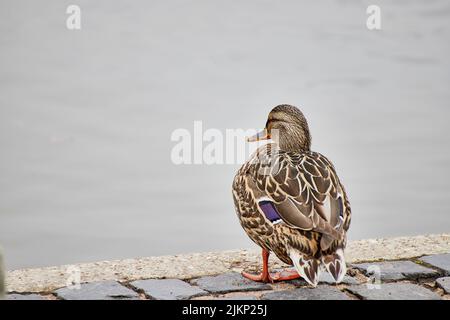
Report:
266,118,282,130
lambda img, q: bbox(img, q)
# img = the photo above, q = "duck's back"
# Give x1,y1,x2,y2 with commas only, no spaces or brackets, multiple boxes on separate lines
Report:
232,143,352,285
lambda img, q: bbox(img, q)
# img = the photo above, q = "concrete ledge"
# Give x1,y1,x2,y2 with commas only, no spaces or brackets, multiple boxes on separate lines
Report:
6,233,450,293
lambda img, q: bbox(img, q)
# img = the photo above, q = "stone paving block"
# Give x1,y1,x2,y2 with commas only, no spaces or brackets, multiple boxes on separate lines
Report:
191,272,272,294
262,285,350,300
130,279,207,300
219,295,258,300
55,281,139,300
347,283,441,300
419,253,450,275
435,277,450,294
7,293,47,300
352,260,438,281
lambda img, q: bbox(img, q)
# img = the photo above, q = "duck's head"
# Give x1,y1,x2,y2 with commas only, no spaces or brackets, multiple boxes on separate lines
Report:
248,104,311,152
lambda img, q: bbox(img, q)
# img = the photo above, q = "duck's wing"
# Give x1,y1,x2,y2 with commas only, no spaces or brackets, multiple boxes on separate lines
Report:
250,148,347,249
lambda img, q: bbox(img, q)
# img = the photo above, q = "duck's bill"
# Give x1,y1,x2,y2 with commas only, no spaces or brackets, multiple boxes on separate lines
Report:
247,129,271,142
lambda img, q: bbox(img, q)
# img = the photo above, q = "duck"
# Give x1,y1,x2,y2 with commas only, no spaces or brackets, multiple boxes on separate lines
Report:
232,104,352,286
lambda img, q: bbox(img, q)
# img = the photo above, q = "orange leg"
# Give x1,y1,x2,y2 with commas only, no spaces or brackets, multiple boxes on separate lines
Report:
241,249,301,283
242,249,272,282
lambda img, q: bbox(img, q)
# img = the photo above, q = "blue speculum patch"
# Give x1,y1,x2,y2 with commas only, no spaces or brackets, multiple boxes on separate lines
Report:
259,200,282,223
338,198,343,217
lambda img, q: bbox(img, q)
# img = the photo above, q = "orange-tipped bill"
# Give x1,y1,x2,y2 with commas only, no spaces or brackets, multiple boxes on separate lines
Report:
247,129,271,142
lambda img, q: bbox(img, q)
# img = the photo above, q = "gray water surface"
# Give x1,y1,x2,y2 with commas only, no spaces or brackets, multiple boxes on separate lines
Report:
1,0,449,269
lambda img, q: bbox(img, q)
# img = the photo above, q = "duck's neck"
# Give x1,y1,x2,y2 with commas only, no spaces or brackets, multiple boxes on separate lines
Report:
279,140,310,153
278,130,311,153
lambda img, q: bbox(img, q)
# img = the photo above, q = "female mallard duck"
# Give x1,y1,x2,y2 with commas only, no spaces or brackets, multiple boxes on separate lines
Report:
232,104,351,286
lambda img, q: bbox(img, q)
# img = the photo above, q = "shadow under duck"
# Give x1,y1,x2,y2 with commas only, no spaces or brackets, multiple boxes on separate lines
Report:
232,104,351,286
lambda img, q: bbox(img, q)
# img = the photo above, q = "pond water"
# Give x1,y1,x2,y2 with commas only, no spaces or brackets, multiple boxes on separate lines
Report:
1,0,449,269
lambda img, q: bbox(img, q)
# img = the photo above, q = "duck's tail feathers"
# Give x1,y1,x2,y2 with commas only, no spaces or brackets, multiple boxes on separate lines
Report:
289,251,321,287
321,248,346,283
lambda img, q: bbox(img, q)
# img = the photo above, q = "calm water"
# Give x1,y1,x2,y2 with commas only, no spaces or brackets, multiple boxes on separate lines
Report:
1,0,449,269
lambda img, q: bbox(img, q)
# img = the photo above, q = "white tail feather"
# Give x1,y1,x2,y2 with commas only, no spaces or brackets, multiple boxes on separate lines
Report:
290,250,321,287
321,248,346,283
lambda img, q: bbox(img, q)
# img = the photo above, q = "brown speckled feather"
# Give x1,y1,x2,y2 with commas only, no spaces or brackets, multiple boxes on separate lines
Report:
232,143,351,267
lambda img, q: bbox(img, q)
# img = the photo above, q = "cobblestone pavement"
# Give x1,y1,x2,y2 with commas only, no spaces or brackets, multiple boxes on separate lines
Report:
6,253,450,300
